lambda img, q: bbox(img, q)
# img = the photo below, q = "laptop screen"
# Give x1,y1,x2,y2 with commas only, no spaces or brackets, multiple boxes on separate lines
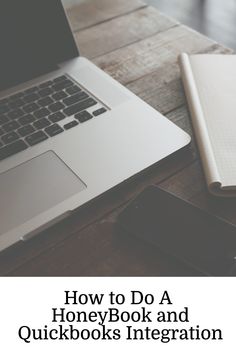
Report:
0,0,79,91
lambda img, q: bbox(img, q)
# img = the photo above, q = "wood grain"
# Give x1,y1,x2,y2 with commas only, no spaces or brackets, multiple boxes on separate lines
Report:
74,7,176,59
93,25,215,85
126,45,232,114
66,0,146,31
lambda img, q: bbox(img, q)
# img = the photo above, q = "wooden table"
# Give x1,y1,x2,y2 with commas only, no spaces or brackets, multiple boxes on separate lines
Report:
1,0,235,276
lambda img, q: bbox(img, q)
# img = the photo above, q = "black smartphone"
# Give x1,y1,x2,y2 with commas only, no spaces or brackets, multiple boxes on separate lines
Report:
117,186,236,276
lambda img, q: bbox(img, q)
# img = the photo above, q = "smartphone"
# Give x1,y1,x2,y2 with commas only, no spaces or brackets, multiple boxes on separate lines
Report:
117,186,236,276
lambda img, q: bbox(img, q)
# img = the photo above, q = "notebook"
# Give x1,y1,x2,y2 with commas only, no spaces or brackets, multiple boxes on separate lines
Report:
179,53,236,197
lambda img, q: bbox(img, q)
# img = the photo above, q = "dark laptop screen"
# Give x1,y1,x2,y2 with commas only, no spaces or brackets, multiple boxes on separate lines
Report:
0,0,79,91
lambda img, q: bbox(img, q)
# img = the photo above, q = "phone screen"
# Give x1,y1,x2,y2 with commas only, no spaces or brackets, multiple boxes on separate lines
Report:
118,186,236,275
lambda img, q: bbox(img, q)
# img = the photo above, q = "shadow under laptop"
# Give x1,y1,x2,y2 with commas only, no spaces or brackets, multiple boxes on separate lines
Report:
114,223,202,277
114,188,236,277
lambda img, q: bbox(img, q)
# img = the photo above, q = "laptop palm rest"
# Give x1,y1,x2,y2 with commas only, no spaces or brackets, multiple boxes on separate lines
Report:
0,151,86,236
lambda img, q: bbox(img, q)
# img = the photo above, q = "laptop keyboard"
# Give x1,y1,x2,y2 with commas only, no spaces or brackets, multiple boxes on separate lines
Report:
0,75,107,161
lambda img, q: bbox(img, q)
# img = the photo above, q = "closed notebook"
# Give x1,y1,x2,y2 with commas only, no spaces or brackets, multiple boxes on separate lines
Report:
179,53,236,197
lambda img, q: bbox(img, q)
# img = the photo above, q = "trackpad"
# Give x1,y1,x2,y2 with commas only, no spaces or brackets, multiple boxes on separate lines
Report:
0,151,86,235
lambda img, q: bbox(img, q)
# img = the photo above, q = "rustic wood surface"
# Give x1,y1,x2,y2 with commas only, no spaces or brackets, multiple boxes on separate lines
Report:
1,0,235,276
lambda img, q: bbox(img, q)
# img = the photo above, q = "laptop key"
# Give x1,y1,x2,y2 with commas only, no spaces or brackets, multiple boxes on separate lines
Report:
0,105,10,115
64,120,78,130
48,102,64,113
38,96,54,107
34,108,50,119
53,75,67,83
33,118,51,129
45,124,63,137
9,92,24,100
9,98,25,109
65,85,81,95
93,107,107,116
2,120,20,133
52,79,73,92
52,91,67,101
0,140,28,161
0,115,9,125
23,102,39,113
63,98,97,117
2,131,19,144
18,125,35,137
25,131,48,146
24,93,39,103
63,92,89,106
8,108,24,120
75,111,93,123
39,80,53,88
38,87,53,97
19,114,36,125
49,111,66,123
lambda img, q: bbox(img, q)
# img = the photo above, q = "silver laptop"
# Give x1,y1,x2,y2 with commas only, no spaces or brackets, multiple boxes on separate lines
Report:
0,0,190,251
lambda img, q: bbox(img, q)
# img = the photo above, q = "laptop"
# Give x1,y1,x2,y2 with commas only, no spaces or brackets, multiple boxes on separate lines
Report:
0,0,190,251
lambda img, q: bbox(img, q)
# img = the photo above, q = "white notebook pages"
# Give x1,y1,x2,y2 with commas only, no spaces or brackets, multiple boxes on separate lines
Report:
179,53,236,197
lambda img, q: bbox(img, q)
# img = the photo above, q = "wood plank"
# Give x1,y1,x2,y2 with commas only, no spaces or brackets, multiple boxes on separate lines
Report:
166,105,199,162
75,7,176,59
190,191,236,225
158,159,236,226
166,105,193,135
159,160,205,200
126,45,232,115
66,0,146,31
147,0,236,51
93,25,215,85
127,62,186,114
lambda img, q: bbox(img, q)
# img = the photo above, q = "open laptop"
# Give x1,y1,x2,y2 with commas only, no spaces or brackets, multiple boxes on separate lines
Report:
0,0,190,252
